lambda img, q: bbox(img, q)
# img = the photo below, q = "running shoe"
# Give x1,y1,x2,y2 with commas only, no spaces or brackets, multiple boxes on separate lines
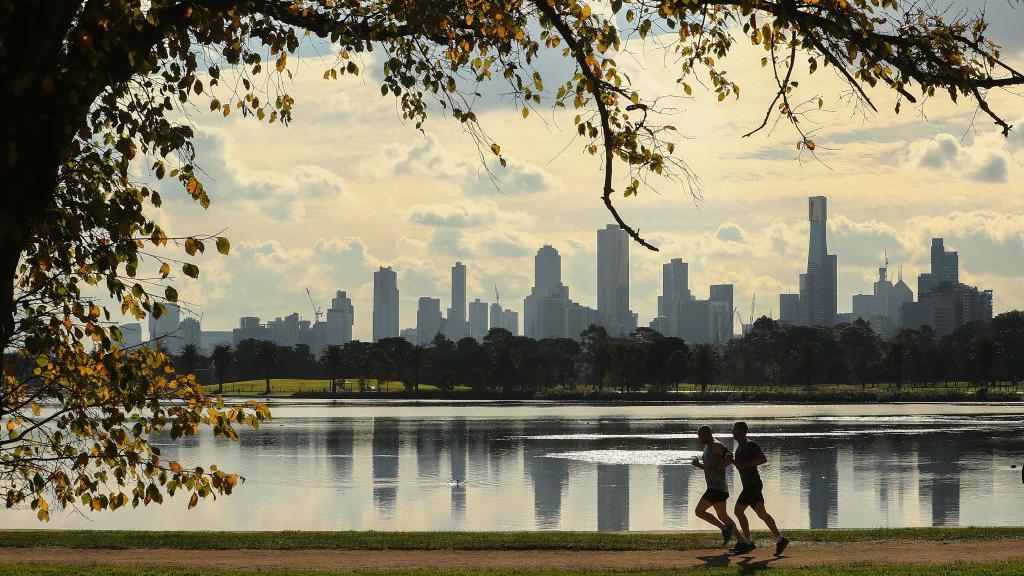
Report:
775,536,790,556
730,541,756,554
721,524,734,546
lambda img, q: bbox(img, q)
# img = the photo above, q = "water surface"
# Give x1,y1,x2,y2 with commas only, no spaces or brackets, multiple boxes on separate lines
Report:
8,402,1024,531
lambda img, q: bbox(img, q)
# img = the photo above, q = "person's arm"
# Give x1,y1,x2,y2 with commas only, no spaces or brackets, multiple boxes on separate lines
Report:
712,444,731,472
735,444,768,470
691,456,704,470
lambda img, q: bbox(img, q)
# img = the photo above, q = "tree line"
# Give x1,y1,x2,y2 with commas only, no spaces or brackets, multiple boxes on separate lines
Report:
170,310,1024,395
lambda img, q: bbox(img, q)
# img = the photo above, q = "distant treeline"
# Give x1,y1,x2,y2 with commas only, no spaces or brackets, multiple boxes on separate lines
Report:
157,310,1023,394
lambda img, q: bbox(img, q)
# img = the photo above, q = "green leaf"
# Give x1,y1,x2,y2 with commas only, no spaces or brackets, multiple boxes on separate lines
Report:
165,286,178,302
216,236,230,255
182,264,200,279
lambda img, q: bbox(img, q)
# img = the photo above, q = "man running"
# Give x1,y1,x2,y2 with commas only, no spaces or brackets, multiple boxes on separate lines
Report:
691,425,737,546
728,421,788,556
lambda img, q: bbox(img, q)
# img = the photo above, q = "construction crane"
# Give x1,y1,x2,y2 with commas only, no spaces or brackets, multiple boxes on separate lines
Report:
305,288,323,323
734,308,747,336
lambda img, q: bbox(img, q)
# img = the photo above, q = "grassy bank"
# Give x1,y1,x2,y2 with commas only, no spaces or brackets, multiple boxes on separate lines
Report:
3,564,1024,576
1,528,1021,550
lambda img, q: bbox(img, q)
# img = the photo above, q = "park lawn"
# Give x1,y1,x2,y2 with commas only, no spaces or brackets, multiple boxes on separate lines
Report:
2,563,1024,576
0,528,1021,550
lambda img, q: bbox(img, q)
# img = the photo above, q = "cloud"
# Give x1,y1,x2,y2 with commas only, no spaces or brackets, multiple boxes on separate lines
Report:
905,131,1017,183
715,222,747,243
408,202,497,228
463,158,560,197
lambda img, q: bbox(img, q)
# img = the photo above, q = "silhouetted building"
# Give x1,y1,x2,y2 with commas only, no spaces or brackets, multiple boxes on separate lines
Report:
371,418,400,517
326,290,354,347
148,302,181,351
267,312,300,347
918,238,959,296
179,317,201,351
779,294,800,325
118,323,142,349
652,258,690,338
797,196,838,327
502,309,519,336
901,238,992,336
851,260,912,335
373,267,399,342
416,297,442,345
468,299,488,341
709,284,734,342
399,328,418,343
444,262,470,341
567,302,601,342
200,330,232,354
524,245,571,340
597,225,636,337
232,316,265,345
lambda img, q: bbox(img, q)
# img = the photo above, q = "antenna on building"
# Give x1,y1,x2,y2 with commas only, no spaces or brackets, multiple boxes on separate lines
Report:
494,285,500,306
749,292,756,330
305,288,323,323
884,249,889,269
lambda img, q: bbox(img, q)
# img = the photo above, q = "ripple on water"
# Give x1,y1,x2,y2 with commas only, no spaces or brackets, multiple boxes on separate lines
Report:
543,449,704,465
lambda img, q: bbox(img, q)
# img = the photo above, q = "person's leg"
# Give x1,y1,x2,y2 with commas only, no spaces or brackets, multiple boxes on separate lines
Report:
712,500,736,532
734,502,751,541
753,502,781,538
695,498,725,529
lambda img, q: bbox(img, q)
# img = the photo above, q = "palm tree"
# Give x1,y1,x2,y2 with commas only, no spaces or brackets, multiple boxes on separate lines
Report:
321,345,343,394
691,344,722,394
255,340,277,396
179,344,200,377
211,344,232,395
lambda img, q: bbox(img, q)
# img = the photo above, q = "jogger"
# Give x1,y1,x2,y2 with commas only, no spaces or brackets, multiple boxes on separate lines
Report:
691,425,738,546
728,421,789,556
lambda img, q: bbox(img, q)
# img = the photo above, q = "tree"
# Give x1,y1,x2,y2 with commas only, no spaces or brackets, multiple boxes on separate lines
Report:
3,0,1022,519
255,340,278,396
178,344,201,377
660,349,689,392
579,325,611,390
691,344,722,394
993,311,1024,386
321,345,343,394
210,344,233,395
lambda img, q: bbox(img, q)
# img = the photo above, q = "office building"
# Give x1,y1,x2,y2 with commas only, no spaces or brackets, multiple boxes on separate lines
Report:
232,316,266,344
901,237,992,336
180,317,202,351
918,238,959,297
399,328,418,343
851,260,913,335
524,245,571,340
267,312,300,347
373,267,399,342
326,290,354,346
416,297,443,345
118,323,142,348
200,330,232,354
597,225,635,336
797,197,838,327
148,302,181,351
779,294,800,325
468,299,489,341
709,284,734,341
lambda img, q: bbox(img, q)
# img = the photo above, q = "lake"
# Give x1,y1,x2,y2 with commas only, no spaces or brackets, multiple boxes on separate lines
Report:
7,401,1024,531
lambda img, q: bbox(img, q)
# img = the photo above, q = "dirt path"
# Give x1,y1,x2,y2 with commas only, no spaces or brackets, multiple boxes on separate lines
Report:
0,539,1021,571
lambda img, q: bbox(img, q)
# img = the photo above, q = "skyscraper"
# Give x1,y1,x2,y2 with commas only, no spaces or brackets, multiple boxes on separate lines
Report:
416,297,442,345
597,224,635,337
373,267,399,342
709,284,734,341
797,197,838,327
444,261,470,341
918,238,959,296
468,299,488,341
326,290,354,346
524,245,570,340
148,302,181,351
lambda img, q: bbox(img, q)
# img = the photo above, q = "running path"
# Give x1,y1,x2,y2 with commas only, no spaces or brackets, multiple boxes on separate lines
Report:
0,539,1022,570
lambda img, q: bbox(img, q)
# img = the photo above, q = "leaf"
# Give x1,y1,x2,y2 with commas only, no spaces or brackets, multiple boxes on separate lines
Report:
165,286,178,303
182,264,200,279
216,236,230,255
159,262,170,278
184,238,198,256
521,108,529,119
188,492,199,510
490,143,501,155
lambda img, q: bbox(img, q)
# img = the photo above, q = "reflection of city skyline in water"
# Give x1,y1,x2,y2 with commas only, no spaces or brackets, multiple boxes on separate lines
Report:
30,412,1024,531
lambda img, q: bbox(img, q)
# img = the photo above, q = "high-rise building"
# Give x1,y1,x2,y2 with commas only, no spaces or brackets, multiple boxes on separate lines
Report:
233,316,266,345
709,284,734,341
652,258,690,338
180,317,202,351
399,328,418,343
795,197,837,327
567,302,601,341
118,323,142,348
779,294,801,325
502,309,519,336
468,299,489,341
489,302,504,333
524,245,571,340
326,290,354,346
148,302,181,351
373,267,399,342
597,225,635,336
443,262,470,341
267,312,300,347
901,238,991,336
416,297,442,345
200,330,232,354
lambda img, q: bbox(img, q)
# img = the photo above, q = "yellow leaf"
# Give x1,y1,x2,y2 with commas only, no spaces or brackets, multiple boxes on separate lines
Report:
490,143,501,155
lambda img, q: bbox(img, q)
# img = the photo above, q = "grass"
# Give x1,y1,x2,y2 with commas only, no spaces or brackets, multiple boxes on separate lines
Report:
0,528,1021,551
2,564,1024,576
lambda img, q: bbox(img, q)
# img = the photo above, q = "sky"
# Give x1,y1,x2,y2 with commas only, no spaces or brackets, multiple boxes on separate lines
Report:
136,2,1024,341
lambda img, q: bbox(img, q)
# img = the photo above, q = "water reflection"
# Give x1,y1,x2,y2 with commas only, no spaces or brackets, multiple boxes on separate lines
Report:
7,406,1024,531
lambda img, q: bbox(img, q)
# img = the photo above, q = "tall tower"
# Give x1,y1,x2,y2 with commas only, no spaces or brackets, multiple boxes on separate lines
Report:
597,224,633,336
373,267,399,342
326,290,354,346
450,262,467,323
799,197,837,327
524,245,570,339
534,245,561,296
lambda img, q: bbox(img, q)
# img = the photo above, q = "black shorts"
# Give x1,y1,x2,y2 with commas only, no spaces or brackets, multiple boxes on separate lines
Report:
736,484,764,507
701,488,729,504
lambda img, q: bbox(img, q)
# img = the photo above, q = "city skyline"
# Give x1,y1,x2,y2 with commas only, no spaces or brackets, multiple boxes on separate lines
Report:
141,203,997,351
